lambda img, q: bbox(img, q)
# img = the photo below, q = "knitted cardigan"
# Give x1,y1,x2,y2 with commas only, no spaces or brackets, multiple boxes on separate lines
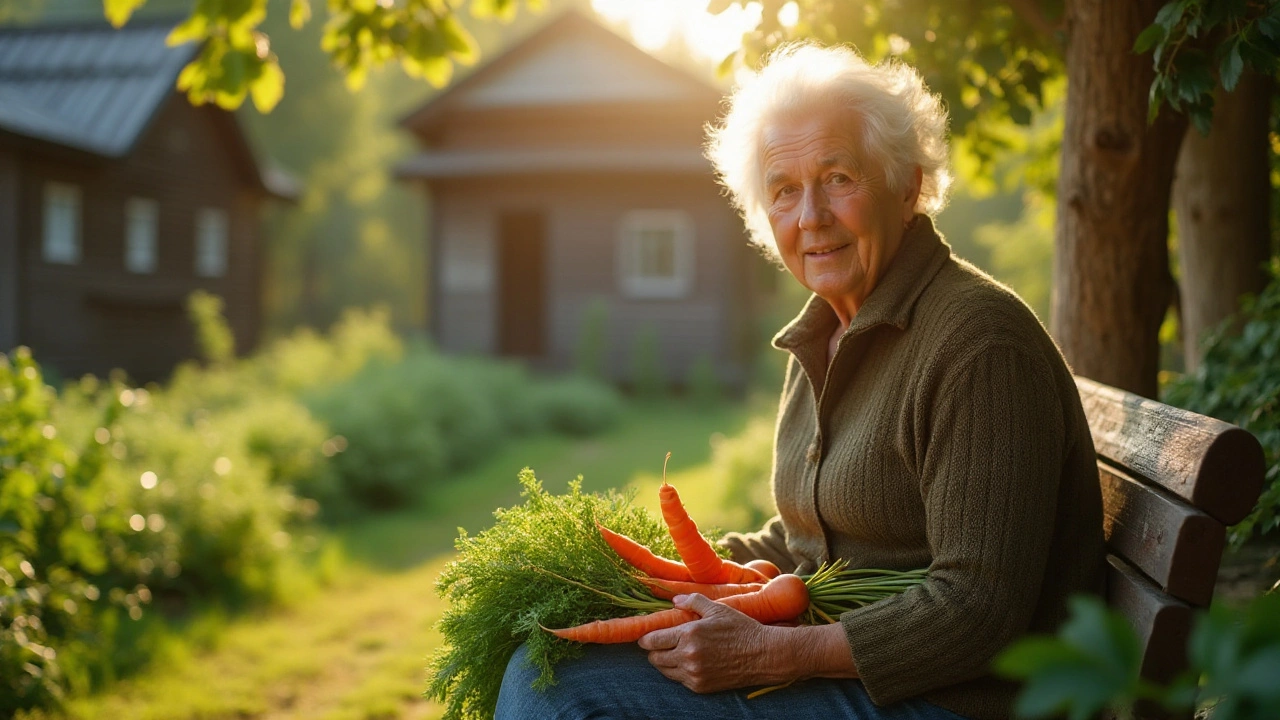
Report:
722,217,1106,720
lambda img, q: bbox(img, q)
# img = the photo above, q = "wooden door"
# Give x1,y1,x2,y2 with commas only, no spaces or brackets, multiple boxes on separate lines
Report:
497,211,546,357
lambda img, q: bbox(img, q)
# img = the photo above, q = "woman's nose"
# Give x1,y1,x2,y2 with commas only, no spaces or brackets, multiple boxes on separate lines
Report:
798,186,832,231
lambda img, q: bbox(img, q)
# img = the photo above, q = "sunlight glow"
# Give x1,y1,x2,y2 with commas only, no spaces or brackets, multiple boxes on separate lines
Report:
591,0,763,62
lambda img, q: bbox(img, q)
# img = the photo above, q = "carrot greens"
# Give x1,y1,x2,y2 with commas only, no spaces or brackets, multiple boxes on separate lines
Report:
426,468,679,720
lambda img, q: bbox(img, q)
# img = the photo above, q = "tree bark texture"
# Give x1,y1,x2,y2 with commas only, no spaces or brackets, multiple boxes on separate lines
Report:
1053,0,1188,398
1173,73,1274,372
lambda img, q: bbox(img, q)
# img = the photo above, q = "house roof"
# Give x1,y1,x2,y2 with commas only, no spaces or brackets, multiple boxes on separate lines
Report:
399,8,723,132
394,146,711,179
397,9,724,179
0,19,197,157
0,19,297,199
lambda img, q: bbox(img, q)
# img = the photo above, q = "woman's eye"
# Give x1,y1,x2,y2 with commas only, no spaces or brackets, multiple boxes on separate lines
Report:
829,174,850,185
774,186,797,200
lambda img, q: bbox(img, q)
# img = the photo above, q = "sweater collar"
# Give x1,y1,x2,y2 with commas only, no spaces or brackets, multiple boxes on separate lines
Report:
772,214,951,351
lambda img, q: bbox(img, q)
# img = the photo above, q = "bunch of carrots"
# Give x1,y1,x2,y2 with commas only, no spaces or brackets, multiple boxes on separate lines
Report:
547,478,810,643
426,467,926,720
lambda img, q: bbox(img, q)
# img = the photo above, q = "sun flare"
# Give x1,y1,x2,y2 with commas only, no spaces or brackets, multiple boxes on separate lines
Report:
590,0,765,63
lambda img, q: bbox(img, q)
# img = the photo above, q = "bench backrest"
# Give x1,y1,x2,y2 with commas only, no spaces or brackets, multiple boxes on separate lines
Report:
1075,377,1266,691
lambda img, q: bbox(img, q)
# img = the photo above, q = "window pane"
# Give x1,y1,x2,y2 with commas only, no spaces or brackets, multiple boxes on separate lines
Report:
638,230,675,278
42,182,80,264
125,198,159,273
195,208,228,277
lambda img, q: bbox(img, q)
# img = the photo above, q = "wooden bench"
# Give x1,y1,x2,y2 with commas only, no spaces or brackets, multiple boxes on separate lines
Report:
1076,376,1266,716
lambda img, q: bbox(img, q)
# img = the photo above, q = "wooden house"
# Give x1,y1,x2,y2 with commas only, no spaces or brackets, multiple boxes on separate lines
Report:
397,10,765,390
0,20,293,383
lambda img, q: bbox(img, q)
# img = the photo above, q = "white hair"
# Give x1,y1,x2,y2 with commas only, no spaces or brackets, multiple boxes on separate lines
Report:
706,42,953,259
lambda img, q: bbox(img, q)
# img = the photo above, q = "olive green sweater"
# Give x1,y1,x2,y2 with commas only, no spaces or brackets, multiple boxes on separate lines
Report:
722,217,1105,720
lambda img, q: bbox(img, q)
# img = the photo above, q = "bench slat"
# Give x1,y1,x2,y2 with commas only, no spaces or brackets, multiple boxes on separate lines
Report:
1100,462,1225,607
1076,377,1265,525
1105,554,1192,687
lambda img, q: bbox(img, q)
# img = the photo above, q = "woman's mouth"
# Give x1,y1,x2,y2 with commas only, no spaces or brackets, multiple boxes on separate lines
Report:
805,243,850,258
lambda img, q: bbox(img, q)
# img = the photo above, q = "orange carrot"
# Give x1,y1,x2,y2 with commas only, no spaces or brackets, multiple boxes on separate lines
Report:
597,524,693,582
718,573,810,624
547,573,810,644
719,560,772,584
546,608,699,643
746,559,782,579
659,481,727,583
639,577,764,600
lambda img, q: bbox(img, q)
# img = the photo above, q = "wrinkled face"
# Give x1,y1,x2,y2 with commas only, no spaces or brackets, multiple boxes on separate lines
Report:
762,109,918,319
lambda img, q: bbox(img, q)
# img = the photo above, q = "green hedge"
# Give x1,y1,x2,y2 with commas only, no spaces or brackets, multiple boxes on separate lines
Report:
1,305,629,712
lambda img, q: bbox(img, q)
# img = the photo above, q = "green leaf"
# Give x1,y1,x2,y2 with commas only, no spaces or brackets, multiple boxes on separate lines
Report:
249,59,284,113
439,14,478,65
1219,41,1244,92
419,55,453,87
289,0,310,28
1133,23,1166,54
166,13,209,46
103,0,147,27
1155,0,1189,31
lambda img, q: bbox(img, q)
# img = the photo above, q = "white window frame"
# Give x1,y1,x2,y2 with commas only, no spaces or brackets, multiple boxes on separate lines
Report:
42,182,81,264
616,210,694,299
194,207,229,278
124,198,159,274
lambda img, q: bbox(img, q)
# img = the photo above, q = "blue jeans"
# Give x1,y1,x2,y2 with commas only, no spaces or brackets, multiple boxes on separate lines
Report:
495,643,969,720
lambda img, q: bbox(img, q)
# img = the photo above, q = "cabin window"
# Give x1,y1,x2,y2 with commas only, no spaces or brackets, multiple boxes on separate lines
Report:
42,182,81,264
617,210,694,299
125,198,159,273
194,208,228,277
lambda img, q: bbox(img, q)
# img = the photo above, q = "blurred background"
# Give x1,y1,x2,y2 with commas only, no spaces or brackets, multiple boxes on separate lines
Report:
1,0,1276,718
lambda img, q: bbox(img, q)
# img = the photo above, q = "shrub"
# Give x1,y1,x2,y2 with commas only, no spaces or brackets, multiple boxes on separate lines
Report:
686,353,724,406
710,414,777,530
1164,260,1280,547
529,376,625,436
1,350,136,711
573,298,609,381
630,324,666,400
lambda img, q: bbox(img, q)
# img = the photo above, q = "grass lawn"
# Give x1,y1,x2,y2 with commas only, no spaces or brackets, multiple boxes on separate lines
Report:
36,397,770,720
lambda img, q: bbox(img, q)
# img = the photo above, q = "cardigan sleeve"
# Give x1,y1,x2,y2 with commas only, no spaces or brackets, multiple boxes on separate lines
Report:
839,344,1066,706
719,516,797,573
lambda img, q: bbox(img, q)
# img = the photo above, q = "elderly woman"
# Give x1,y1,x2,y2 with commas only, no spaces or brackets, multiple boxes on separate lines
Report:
496,43,1104,720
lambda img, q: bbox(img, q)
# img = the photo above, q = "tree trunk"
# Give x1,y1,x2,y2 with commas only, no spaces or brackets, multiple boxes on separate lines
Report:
1053,0,1188,398
1173,72,1273,372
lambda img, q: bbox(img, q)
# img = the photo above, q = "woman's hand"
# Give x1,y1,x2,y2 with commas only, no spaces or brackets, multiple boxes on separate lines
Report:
638,593,786,693
637,594,859,693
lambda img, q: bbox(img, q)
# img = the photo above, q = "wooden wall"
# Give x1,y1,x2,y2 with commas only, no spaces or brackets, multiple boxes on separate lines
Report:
14,94,262,383
430,173,758,388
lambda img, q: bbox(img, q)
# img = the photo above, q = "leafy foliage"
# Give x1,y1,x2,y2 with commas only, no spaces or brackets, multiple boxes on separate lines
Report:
1,349,123,711
997,593,1280,720
103,0,546,111
307,346,623,510
1137,0,1280,133
427,469,679,720
1164,260,1280,547
711,413,777,531
712,0,1064,170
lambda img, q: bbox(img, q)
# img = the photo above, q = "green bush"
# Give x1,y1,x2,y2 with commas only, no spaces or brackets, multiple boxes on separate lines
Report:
1164,260,1280,547
1,350,137,711
686,353,724,406
529,376,625,437
711,414,777,530
573,299,609,381
997,593,1280,720
630,324,666,400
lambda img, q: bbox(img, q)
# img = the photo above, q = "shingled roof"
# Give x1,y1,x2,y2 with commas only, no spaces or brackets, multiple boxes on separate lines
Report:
0,19,198,156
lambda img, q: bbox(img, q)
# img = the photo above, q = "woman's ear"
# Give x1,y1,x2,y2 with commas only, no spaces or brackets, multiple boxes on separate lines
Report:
902,165,923,224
